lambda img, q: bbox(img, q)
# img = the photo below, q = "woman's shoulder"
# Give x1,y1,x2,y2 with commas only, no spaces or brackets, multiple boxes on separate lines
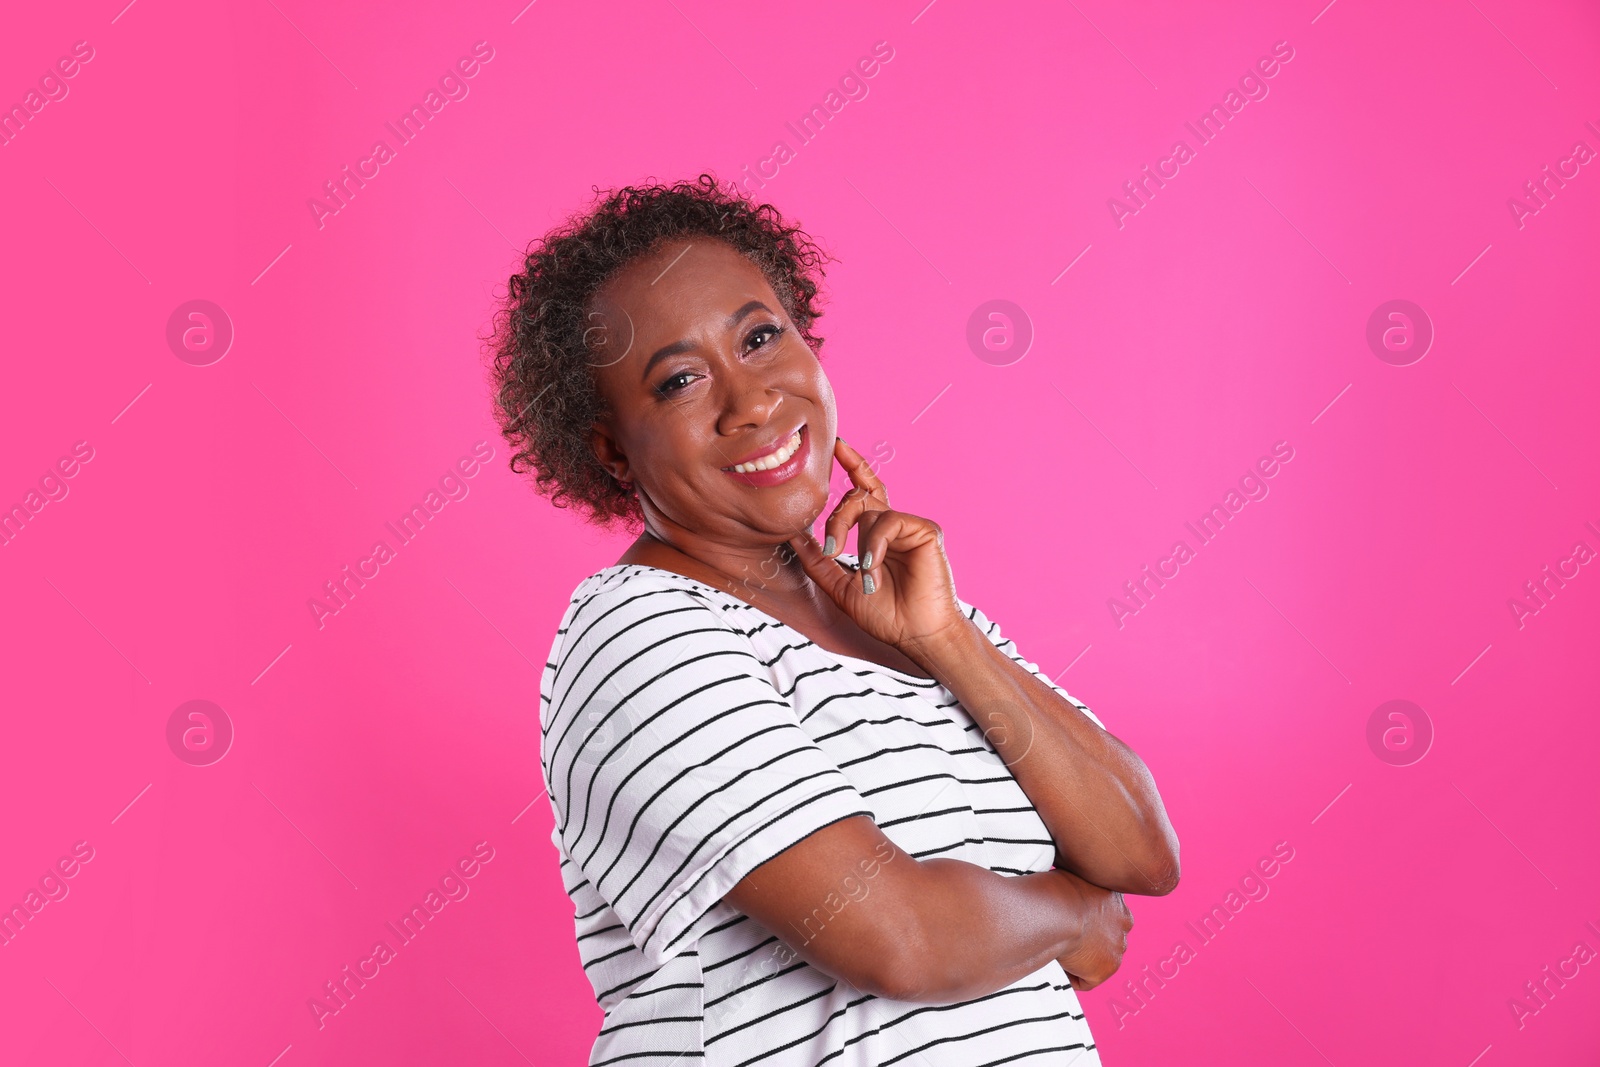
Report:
576,560,756,607
539,564,770,733
561,562,711,623
548,564,745,666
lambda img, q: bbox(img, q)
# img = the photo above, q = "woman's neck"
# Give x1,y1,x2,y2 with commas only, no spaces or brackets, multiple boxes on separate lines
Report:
618,529,815,600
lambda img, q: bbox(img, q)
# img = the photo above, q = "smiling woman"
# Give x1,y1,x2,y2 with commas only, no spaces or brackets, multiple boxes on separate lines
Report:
486,175,1180,1066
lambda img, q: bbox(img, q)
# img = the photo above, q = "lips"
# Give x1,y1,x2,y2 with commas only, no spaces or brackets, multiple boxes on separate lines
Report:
721,425,805,473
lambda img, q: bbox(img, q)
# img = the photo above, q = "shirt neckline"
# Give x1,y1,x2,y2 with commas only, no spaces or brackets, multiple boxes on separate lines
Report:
586,561,944,686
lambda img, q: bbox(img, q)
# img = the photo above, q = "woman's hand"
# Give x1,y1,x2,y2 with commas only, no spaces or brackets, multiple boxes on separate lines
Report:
1050,869,1133,992
787,437,970,661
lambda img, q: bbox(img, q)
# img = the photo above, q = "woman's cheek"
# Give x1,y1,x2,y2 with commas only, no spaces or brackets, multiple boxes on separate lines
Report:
806,361,837,423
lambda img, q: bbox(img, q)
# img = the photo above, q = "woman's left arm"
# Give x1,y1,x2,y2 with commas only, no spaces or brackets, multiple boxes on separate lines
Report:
904,617,1181,896
791,437,1180,897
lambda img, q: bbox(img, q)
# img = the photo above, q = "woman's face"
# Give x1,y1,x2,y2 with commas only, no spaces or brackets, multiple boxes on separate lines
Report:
587,238,837,547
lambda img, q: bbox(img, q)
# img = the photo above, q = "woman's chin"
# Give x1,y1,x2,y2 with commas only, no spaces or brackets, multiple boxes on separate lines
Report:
746,483,831,539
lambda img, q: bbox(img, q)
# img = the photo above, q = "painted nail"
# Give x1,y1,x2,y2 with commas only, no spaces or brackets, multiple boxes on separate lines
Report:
823,535,836,556
862,550,873,571
862,571,876,595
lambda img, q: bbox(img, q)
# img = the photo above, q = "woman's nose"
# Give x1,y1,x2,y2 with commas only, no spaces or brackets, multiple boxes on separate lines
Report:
715,364,780,435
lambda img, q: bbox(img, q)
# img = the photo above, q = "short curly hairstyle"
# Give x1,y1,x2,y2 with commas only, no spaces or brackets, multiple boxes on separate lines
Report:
486,173,834,530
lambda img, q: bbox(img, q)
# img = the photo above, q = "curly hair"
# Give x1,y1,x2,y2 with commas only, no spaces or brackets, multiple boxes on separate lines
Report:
486,173,834,530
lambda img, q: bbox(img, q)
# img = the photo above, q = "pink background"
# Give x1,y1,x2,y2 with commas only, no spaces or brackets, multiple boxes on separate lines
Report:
3,0,1598,1063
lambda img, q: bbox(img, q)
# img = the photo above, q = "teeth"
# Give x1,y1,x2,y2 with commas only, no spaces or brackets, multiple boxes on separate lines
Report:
728,430,802,473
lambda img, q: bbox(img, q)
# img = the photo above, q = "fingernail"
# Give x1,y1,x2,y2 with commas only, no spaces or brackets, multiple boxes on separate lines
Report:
862,572,876,595
861,550,873,571
823,535,836,556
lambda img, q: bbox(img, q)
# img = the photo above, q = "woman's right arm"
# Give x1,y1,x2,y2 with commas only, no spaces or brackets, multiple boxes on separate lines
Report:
722,814,1132,1003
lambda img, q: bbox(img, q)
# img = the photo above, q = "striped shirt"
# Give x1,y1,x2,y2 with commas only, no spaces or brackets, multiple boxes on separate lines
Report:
540,560,1107,1067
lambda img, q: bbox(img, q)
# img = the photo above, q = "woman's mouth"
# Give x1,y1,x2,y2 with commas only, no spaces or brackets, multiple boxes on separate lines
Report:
720,425,810,486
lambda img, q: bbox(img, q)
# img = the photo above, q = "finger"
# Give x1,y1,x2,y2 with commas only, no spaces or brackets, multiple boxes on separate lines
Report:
820,438,891,557
787,531,857,605
791,528,904,639
858,511,943,590
835,437,891,507
855,510,887,594
821,483,885,559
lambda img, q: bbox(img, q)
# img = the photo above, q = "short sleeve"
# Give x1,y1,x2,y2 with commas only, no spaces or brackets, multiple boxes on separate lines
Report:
542,579,873,968
957,597,1107,730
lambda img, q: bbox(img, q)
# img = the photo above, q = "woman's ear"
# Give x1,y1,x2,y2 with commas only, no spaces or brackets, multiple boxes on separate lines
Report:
589,421,630,484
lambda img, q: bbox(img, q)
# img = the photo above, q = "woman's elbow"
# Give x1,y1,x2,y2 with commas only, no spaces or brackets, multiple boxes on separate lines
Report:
1142,835,1182,896
1106,825,1180,896
1145,860,1181,896
870,946,970,1004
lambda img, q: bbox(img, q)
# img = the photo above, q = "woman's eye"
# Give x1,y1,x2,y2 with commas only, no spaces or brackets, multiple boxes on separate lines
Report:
747,324,784,351
655,372,697,397
653,326,782,397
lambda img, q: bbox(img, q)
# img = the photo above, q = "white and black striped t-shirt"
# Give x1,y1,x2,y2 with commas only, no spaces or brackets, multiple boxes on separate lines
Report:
540,561,1108,1067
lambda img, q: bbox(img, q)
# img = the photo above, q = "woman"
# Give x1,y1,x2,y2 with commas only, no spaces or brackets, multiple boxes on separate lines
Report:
489,175,1180,1065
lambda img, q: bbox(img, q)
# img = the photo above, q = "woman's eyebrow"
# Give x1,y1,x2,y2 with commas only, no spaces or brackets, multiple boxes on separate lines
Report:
641,300,772,381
